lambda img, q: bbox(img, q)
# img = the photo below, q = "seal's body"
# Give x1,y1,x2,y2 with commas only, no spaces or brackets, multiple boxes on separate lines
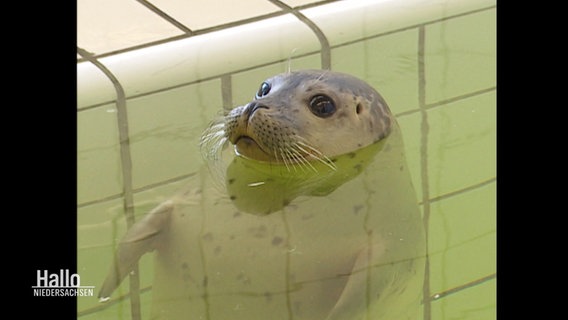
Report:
99,70,425,320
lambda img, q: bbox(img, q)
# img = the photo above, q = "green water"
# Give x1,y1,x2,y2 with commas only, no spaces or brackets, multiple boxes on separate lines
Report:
77,6,496,320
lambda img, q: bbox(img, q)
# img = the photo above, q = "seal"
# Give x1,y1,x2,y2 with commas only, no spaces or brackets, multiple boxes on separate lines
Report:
98,70,426,320
201,69,394,168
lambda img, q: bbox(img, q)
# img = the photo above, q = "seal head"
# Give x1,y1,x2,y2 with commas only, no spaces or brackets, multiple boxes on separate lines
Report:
202,70,394,168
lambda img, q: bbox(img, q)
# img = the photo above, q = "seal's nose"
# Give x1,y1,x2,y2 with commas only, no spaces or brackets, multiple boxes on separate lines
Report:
225,102,269,145
243,102,268,120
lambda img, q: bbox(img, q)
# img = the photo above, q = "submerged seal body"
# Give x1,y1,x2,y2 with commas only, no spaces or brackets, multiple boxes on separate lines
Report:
99,70,426,320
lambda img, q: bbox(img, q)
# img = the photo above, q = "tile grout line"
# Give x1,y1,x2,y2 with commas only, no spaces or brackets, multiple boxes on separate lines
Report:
417,26,432,320
427,273,496,302
220,74,233,114
421,177,496,205
135,0,193,34
395,86,497,118
77,172,197,209
76,47,142,320
268,0,331,69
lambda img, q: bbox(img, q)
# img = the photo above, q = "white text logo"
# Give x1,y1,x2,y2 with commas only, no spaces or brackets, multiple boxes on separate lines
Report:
32,270,94,297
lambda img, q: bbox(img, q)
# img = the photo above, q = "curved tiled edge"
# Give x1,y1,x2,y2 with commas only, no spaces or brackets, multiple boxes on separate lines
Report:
301,0,496,45
77,60,119,109
77,14,318,109
77,0,495,109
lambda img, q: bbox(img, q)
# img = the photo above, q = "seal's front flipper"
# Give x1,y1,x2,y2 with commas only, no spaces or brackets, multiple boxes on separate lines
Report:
98,200,173,301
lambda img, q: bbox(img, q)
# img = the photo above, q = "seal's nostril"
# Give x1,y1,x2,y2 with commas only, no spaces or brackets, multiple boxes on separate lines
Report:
245,102,256,115
245,102,268,118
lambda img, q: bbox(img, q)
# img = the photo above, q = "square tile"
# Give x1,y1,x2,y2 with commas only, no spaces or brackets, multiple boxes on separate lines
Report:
424,9,496,104
150,0,281,30
78,0,183,55
127,80,222,189
431,278,496,320
427,91,496,198
332,29,420,114
396,112,424,200
77,104,123,204
428,184,496,293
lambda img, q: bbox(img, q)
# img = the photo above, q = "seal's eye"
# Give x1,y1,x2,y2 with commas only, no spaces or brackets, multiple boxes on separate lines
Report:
256,82,271,98
309,95,336,118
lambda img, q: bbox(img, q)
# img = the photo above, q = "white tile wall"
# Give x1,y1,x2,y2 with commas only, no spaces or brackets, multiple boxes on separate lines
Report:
77,1,497,319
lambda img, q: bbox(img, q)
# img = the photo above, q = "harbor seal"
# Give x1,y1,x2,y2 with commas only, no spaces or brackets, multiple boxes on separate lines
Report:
98,70,426,320
201,69,393,167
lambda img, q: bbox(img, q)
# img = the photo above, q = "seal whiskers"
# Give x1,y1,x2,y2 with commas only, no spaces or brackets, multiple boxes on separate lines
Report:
274,139,335,173
280,144,314,172
287,145,317,172
199,119,229,161
278,147,293,171
201,113,336,172
294,140,337,171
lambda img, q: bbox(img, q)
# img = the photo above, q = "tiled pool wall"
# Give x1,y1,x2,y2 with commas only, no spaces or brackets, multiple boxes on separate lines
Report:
77,0,496,319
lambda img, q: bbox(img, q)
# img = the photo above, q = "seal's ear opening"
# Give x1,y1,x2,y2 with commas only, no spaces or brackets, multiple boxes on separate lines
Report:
356,103,363,114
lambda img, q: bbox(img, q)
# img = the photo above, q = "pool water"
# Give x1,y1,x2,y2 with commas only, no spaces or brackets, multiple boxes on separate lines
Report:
77,1,496,319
